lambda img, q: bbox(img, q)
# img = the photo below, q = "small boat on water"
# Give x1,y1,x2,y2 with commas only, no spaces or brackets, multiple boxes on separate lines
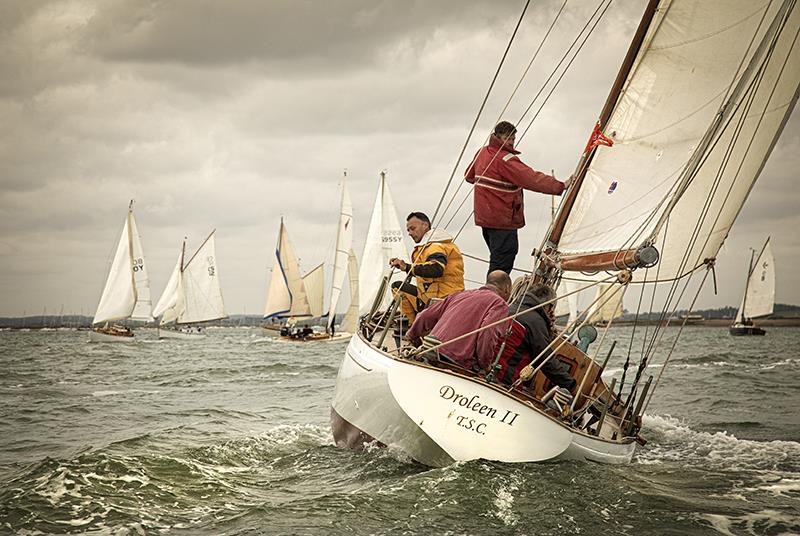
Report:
730,237,775,336
90,201,152,342
264,173,363,342
331,0,800,465
152,230,227,339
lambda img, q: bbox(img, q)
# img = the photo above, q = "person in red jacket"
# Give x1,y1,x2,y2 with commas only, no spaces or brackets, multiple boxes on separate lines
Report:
465,121,570,274
405,270,512,372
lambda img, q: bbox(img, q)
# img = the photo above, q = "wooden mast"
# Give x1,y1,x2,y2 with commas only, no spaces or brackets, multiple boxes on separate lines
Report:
535,0,661,281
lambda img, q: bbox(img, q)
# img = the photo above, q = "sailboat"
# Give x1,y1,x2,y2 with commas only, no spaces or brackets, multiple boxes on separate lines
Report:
330,0,800,466
730,237,775,335
358,171,409,315
152,230,228,339
322,172,360,341
262,218,322,336
90,200,152,342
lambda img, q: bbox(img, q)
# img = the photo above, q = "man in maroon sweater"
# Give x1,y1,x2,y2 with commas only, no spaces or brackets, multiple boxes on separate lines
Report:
405,270,512,372
465,121,570,274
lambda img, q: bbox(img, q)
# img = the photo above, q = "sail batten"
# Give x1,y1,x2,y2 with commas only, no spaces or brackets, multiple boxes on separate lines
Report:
550,0,800,281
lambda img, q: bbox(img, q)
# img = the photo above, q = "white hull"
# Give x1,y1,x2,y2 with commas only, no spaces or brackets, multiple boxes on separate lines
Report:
331,332,636,467
89,330,135,343
158,328,205,340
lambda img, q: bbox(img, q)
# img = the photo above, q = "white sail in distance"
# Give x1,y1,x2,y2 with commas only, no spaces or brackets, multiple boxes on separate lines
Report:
359,172,408,313
93,205,152,325
178,232,227,324
264,219,312,319
586,284,623,324
153,251,183,325
327,173,354,330
303,263,325,319
341,249,360,333
736,237,775,321
554,280,579,326
556,1,800,281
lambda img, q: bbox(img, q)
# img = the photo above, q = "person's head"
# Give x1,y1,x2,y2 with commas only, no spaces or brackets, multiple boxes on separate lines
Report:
494,121,517,148
486,270,513,302
526,283,557,312
406,212,431,243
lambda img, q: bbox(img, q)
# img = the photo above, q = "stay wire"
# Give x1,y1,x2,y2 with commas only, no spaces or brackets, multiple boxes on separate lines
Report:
431,0,531,225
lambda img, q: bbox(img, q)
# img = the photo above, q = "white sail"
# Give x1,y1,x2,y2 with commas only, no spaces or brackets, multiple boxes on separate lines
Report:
153,251,183,324
341,249,360,333
557,1,800,281
264,220,312,319
303,263,325,318
93,207,152,325
178,232,227,324
359,172,408,313
736,238,775,321
128,212,152,321
586,284,623,325
555,280,579,326
327,174,354,330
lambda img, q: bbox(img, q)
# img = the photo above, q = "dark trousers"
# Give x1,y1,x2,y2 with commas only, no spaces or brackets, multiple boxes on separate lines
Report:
482,227,519,275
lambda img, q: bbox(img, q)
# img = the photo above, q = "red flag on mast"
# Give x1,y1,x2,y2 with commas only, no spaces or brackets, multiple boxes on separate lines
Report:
583,122,614,154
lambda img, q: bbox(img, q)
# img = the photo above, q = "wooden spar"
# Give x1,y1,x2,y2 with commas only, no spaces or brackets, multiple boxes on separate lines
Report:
536,0,660,280
559,245,659,273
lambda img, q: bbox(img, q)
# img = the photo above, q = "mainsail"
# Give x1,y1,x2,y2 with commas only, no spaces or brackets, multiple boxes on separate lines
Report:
93,203,152,325
735,237,775,322
153,232,228,325
327,173,354,331
550,0,800,281
359,171,408,313
263,219,312,319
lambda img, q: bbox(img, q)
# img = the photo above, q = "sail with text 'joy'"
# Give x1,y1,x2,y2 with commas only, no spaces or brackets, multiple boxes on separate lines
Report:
152,231,227,325
735,237,775,322
359,171,409,314
93,204,152,325
549,0,800,280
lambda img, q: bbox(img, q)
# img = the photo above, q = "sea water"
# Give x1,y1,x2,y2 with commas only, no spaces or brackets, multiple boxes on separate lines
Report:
0,327,798,535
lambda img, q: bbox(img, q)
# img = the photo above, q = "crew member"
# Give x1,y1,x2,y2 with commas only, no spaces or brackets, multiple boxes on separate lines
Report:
406,271,512,371
465,121,570,274
492,283,576,390
389,212,464,322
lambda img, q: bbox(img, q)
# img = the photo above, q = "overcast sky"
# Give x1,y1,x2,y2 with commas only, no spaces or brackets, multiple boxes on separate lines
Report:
1,0,798,318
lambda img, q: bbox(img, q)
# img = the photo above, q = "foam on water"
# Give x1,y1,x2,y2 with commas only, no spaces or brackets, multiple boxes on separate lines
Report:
639,414,800,472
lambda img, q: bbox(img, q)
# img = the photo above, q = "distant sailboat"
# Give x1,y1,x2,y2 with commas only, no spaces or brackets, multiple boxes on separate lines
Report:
358,171,408,315
263,218,318,330
153,230,227,339
585,284,624,327
90,200,152,342
274,173,359,342
730,237,774,336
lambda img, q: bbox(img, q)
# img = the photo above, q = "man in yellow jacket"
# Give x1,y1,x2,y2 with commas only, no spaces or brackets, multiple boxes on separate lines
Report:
389,212,465,322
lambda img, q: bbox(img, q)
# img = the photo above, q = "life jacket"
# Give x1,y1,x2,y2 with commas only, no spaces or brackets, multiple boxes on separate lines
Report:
410,230,465,303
